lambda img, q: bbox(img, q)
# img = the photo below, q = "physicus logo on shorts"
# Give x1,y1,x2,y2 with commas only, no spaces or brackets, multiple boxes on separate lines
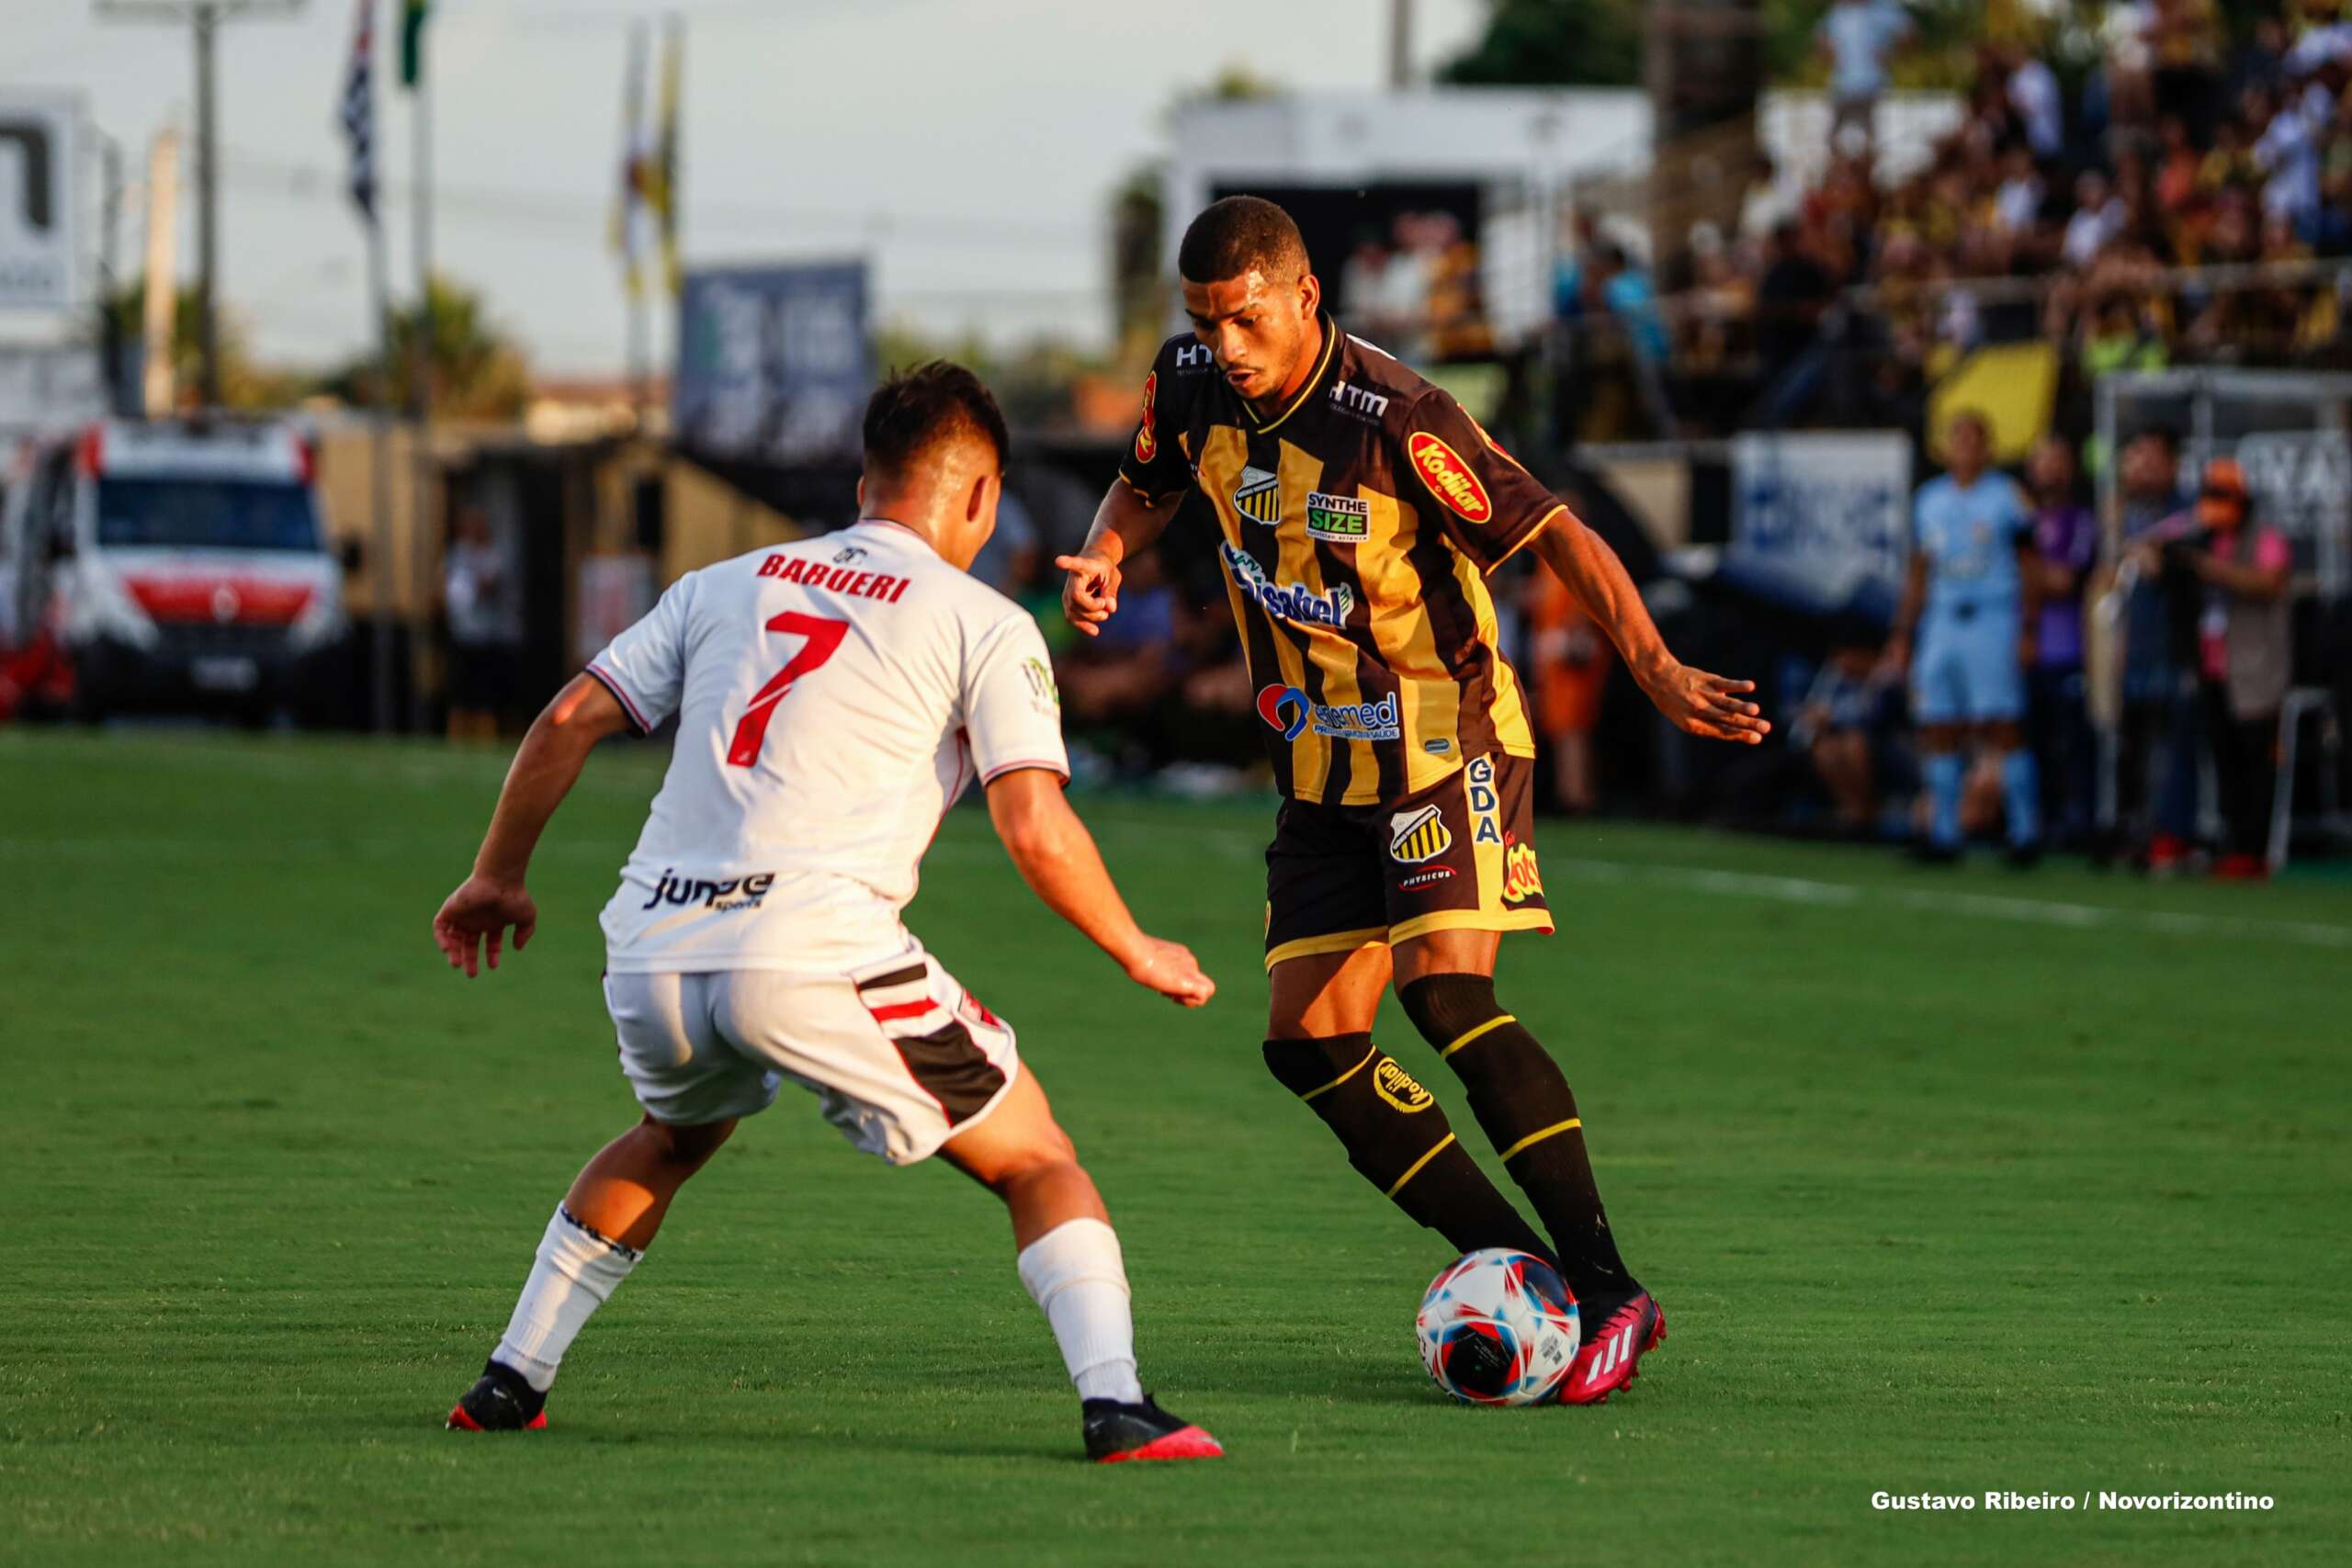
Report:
1306,490,1371,542
1232,465,1283,525
1501,834,1544,904
1256,682,1401,742
1133,371,1158,464
1220,542,1352,629
642,869,777,912
1407,431,1493,525
1389,805,1453,864
1374,1055,1435,1112
1466,755,1502,846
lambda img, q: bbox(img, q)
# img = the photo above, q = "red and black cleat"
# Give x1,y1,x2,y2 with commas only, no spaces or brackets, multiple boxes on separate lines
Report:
1556,1292,1666,1406
1082,1395,1224,1463
446,1359,548,1432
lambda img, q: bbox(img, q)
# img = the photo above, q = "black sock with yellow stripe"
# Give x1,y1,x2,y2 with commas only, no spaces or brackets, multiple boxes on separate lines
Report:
1262,1033,1555,1264
1398,976,1638,1310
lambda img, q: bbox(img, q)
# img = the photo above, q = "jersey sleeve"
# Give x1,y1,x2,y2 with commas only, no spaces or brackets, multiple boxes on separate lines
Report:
1397,389,1567,572
587,572,694,734
962,613,1070,785
1114,338,1197,506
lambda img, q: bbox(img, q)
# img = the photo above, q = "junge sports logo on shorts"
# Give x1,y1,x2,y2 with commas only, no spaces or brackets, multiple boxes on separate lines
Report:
642,869,777,911
1220,543,1352,629
1232,465,1282,525
1306,491,1371,541
1389,805,1453,864
1466,755,1502,845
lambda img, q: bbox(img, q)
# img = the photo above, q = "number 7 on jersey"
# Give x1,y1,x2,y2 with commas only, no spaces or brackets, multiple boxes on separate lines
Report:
726,611,850,768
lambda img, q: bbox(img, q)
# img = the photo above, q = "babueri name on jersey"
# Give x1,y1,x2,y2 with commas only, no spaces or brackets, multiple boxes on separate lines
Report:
755,552,913,601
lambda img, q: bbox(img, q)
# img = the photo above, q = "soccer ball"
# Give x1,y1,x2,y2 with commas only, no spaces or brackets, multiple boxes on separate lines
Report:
1416,1247,1580,1405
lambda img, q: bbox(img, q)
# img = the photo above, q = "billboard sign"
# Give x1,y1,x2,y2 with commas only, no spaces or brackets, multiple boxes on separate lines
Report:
673,261,869,465
0,92,82,312
1731,431,1913,599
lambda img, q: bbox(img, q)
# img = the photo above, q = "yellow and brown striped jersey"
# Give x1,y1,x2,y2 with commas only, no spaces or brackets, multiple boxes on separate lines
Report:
1117,315,1568,807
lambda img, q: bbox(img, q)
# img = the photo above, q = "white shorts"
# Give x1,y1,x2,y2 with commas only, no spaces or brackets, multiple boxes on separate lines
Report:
602,945,1021,1166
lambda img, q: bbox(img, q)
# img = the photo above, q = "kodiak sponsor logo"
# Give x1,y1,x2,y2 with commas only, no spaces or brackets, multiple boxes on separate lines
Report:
1374,1055,1435,1112
1407,430,1493,524
643,869,778,912
1305,490,1371,541
1220,542,1352,629
1134,371,1159,463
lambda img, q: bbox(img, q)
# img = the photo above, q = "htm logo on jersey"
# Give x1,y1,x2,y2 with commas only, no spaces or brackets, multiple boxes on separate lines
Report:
1501,834,1544,904
1389,805,1453,864
1408,431,1494,525
1232,465,1282,525
643,869,778,912
1466,755,1502,845
1256,683,1309,740
1330,379,1389,422
1174,341,1215,372
1306,491,1370,542
1220,542,1352,629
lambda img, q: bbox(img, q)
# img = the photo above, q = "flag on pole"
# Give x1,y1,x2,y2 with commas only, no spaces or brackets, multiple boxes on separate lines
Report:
399,1,430,90
610,20,650,297
339,0,377,220
650,17,683,295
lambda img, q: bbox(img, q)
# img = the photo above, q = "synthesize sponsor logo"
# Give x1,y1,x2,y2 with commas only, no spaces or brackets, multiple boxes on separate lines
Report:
1232,464,1282,525
1256,683,1402,743
1374,1056,1435,1112
1134,371,1159,464
1306,490,1370,541
1330,378,1390,421
1407,430,1493,525
1467,755,1501,845
1390,805,1453,864
642,869,777,912
1256,683,1309,740
1501,834,1543,903
1220,542,1353,629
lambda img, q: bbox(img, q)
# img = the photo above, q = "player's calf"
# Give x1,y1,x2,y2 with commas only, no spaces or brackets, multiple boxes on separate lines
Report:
1263,1032,1555,1265
1397,976,1643,1326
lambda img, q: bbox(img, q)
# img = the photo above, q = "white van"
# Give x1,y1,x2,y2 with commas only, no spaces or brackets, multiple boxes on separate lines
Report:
3,418,350,721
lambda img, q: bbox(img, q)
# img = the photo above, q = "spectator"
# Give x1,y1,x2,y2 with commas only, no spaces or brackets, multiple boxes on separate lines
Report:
444,506,523,742
1792,639,1896,833
2005,41,2067,159
1817,0,1917,150
2109,426,2201,870
1755,220,1837,387
2063,171,2128,267
1890,410,2045,863
2024,437,2099,846
968,487,1039,600
2176,458,2294,877
1524,570,1611,815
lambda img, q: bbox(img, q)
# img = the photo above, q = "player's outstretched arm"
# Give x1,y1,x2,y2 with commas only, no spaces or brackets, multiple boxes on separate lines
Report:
982,767,1215,1008
1530,512,1770,746
432,673,631,977
1057,480,1175,638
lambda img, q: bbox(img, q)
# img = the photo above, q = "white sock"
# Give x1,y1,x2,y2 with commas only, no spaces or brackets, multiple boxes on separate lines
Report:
492,1206,641,1393
1015,1217,1144,1404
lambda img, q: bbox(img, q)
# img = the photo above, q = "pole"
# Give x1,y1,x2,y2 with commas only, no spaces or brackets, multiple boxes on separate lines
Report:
1388,0,1411,90
97,135,126,414
140,127,180,419
193,2,220,408
368,209,396,736
409,42,435,736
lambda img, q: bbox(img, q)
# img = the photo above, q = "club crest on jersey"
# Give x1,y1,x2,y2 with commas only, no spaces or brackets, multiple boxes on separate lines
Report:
1219,543,1352,629
1389,805,1453,864
1134,371,1158,464
1232,465,1282,525
1256,683,1309,740
1501,833,1544,904
1408,431,1493,525
1022,656,1059,711
1374,1056,1435,1112
1467,755,1501,845
1306,491,1370,541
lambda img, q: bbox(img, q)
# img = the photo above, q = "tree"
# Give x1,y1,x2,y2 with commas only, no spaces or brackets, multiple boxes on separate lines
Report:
101,283,307,412
322,274,531,421
1439,0,1643,87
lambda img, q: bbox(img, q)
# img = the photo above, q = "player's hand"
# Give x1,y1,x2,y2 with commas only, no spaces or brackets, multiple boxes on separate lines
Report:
1056,551,1122,638
1637,661,1771,745
1122,936,1216,1008
1881,634,1912,680
433,874,537,977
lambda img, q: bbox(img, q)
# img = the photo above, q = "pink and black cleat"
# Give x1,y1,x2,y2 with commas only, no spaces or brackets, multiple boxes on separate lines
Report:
1082,1395,1224,1463
446,1359,548,1432
1556,1292,1666,1406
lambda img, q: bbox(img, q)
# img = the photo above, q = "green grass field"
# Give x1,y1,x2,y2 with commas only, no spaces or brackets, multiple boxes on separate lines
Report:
4,729,2348,1566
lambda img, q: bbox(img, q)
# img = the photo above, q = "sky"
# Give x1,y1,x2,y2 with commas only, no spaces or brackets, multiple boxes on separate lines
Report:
9,0,1485,377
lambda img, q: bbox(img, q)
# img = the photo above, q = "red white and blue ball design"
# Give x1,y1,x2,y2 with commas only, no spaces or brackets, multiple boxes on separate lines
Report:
1416,1247,1580,1405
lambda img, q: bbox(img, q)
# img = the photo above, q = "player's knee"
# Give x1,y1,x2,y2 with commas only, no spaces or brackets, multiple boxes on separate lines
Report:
640,1113,735,1168
1396,974,1504,1055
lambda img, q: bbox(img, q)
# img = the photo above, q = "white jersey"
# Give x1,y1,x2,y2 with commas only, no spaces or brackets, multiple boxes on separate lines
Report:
588,519,1067,973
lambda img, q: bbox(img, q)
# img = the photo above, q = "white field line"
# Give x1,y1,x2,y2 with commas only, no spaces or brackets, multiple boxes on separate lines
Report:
5,821,2347,951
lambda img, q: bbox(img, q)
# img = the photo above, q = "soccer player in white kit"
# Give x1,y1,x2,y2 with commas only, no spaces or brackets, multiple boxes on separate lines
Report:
432,364,1224,1463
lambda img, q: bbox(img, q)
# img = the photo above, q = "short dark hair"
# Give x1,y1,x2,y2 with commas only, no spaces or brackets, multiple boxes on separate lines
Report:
861,360,1008,479
1178,195,1311,284
2129,424,2180,456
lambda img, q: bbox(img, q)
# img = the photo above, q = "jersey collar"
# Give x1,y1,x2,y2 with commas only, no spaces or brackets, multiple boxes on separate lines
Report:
853,516,935,555
1243,310,1340,436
